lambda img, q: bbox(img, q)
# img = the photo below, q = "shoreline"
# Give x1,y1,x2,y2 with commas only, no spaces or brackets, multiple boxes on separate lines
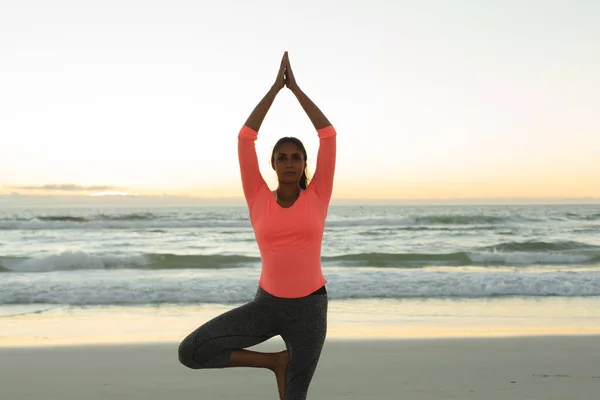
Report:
3,297,600,348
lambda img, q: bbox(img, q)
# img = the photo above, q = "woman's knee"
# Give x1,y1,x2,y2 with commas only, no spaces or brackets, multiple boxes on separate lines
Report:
178,328,228,370
178,334,202,369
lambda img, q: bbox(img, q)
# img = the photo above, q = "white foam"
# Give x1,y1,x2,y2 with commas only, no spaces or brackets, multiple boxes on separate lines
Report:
1,268,599,305
3,248,598,274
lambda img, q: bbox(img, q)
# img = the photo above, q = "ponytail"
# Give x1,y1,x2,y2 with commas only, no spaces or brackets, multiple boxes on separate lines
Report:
300,169,308,190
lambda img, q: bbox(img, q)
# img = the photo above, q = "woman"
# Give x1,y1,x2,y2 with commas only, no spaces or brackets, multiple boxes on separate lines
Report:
178,51,336,400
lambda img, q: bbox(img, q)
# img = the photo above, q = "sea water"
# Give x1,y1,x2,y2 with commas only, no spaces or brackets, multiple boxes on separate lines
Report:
1,203,599,343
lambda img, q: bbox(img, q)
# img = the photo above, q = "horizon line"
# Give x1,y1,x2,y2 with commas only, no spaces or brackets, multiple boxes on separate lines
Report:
1,193,598,206
1,193,600,199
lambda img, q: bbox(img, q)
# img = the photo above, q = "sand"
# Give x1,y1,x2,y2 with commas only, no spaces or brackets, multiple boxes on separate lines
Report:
1,336,599,400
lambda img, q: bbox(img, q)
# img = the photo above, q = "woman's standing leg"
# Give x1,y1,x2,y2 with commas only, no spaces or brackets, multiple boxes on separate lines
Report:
279,294,328,400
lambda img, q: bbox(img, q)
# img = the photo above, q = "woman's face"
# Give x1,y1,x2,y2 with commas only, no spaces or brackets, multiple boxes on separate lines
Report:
272,142,305,184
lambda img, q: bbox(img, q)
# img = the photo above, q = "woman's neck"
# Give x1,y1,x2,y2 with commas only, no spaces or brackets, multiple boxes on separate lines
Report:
276,184,302,200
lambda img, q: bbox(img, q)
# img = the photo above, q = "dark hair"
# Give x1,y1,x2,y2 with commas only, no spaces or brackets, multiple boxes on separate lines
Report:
271,137,310,190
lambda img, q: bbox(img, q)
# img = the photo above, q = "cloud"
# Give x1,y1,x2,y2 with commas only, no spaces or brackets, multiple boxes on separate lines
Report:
11,184,117,192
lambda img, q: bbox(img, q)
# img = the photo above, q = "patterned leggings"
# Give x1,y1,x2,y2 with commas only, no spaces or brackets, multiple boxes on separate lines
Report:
178,286,328,400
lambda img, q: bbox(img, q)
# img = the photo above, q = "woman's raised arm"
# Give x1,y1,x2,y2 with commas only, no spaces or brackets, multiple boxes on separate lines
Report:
244,52,287,131
238,52,288,206
284,55,331,130
285,54,336,205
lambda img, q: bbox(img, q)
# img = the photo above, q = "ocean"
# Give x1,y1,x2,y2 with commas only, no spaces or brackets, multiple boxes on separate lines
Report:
1,203,599,307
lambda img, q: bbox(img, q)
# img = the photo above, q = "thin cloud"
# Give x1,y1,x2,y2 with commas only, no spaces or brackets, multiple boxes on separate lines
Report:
12,184,117,192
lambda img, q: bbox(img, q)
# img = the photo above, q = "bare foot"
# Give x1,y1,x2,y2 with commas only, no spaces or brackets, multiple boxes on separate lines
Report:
272,350,289,400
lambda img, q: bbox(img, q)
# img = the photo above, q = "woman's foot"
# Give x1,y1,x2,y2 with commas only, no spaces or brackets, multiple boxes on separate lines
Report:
272,350,289,400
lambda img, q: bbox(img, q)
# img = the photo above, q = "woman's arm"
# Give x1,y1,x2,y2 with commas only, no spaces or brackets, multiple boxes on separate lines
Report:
285,55,336,204
245,52,287,130
285,56,331,130
244,85,282,131
238,52,288,206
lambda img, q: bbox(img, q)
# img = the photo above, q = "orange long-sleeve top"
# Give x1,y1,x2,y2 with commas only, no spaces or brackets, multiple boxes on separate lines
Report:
238,124,336,298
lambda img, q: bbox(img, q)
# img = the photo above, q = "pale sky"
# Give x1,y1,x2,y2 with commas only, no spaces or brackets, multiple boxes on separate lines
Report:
1,0,599,200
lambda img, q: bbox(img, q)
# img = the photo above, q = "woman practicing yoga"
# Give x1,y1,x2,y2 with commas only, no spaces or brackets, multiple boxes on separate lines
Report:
178,51,337,400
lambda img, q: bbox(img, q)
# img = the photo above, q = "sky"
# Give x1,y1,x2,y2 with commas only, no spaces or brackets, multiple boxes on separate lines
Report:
1,0,599,202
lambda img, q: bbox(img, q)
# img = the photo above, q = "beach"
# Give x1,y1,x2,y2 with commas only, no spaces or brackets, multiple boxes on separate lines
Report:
2,297,600,399
2,335,599,400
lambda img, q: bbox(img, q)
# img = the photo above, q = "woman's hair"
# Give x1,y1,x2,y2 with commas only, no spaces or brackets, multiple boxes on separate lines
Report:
271,137,310,190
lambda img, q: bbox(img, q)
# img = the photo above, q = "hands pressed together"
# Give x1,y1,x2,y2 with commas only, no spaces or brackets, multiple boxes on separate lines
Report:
244,51,329,132
273,51,299,93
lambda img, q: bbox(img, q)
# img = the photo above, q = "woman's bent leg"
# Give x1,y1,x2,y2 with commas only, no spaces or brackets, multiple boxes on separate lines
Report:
178,298,277,370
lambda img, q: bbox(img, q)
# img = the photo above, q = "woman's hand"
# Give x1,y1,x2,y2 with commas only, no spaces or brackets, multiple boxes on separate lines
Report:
244,52,288,131
284,53,300,92
273,51,288,92
284,52,331,130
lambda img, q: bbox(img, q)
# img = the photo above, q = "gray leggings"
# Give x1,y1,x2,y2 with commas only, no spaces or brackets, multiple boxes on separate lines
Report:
178,286,328,400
